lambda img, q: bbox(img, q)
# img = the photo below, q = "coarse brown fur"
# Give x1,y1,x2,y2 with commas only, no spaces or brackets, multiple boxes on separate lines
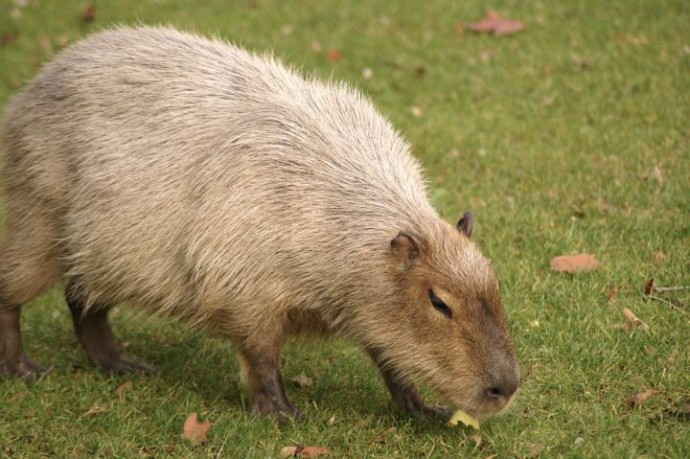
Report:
0,27,518,419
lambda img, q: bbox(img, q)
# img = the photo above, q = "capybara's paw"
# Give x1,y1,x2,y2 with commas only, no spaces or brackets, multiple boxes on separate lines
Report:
98,355,156,375
0,352,43,381
251,395,304,422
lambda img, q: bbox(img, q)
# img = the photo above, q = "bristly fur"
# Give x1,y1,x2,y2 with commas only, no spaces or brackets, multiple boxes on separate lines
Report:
0,27,518,417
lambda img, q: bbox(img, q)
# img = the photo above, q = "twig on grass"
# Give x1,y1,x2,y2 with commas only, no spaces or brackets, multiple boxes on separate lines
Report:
653,286,689,293
648,295,689,316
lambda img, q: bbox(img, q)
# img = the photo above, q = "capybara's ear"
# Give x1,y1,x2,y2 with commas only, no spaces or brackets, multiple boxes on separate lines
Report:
391,232,423,270
457,211,473,238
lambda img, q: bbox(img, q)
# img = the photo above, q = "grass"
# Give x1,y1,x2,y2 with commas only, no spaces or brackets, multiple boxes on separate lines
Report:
1,0,689,457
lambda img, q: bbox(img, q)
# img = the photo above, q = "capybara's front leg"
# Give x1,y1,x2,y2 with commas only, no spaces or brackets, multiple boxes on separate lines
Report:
0,305,42,380
366,347,450,418
239,346,301,420
65,279,154,374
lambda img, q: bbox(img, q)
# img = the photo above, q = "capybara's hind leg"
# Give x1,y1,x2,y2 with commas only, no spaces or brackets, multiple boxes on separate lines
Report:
65,279,154,374
0,306,42,379
0,210,61,379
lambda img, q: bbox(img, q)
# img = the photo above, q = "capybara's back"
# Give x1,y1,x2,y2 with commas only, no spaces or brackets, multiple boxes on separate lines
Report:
1,27,518,420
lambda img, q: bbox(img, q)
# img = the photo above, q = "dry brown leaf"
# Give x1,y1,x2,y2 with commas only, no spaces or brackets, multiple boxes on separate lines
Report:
280,446,299,458
608,285,618,304
528,443,545,458
298,446,332,458
549,253,601,273
114,381,133,396
622,307,650,332
627,388,657,408
652,251,666,264
1,32,19,46
643,278,655,296
290,372,314,388
81,4,96,23
182,412,211,444
326,49,341,63
619,34,648,46
281,445,332,458
466,10,524,36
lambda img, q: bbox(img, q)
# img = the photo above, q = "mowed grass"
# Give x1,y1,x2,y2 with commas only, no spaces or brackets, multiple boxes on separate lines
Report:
1,0,689,457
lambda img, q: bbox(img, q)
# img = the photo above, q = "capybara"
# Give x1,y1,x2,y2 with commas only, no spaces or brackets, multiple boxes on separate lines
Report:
0,27,518,419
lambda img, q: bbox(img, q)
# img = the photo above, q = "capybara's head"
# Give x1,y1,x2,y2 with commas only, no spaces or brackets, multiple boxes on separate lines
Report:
378,211,519,418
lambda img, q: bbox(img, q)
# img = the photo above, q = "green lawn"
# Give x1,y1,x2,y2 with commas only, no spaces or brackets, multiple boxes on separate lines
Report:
1,0,689,457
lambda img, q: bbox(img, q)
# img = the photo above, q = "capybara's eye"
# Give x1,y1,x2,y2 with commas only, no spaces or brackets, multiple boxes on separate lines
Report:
428,289,452,319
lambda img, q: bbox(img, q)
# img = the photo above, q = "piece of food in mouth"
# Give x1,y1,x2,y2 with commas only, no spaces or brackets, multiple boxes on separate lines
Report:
448,409,480,429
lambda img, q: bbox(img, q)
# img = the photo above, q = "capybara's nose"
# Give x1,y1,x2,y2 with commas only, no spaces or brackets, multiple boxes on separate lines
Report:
485,381,517,401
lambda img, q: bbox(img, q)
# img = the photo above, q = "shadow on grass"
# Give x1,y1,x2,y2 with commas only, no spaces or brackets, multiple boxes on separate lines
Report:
18,299,487,441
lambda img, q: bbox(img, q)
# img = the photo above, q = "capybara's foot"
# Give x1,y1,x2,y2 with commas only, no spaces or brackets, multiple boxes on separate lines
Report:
251,393,304,421
97,354,156,374
0,351,43,381
0,307,43,381
65,279,154,375
240,349,301,421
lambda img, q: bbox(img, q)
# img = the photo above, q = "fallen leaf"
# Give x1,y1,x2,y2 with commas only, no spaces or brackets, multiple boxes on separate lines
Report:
643,278,655,296
652,251,666,264
81,4,96,23
627,388,657,408
618,34,648,46
466,10,524,37
1,32,19,46
114,381,133,396
182,412,211,444
310,41,322,53
448,409,480,429
282,445,332,458
608,285,618,304
280,446,299,458
528,443,545,458
326,49,341,63
290,372,314,388
479,49,494,63
298,446,332,458
622,307,650,332
549,253,601,273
